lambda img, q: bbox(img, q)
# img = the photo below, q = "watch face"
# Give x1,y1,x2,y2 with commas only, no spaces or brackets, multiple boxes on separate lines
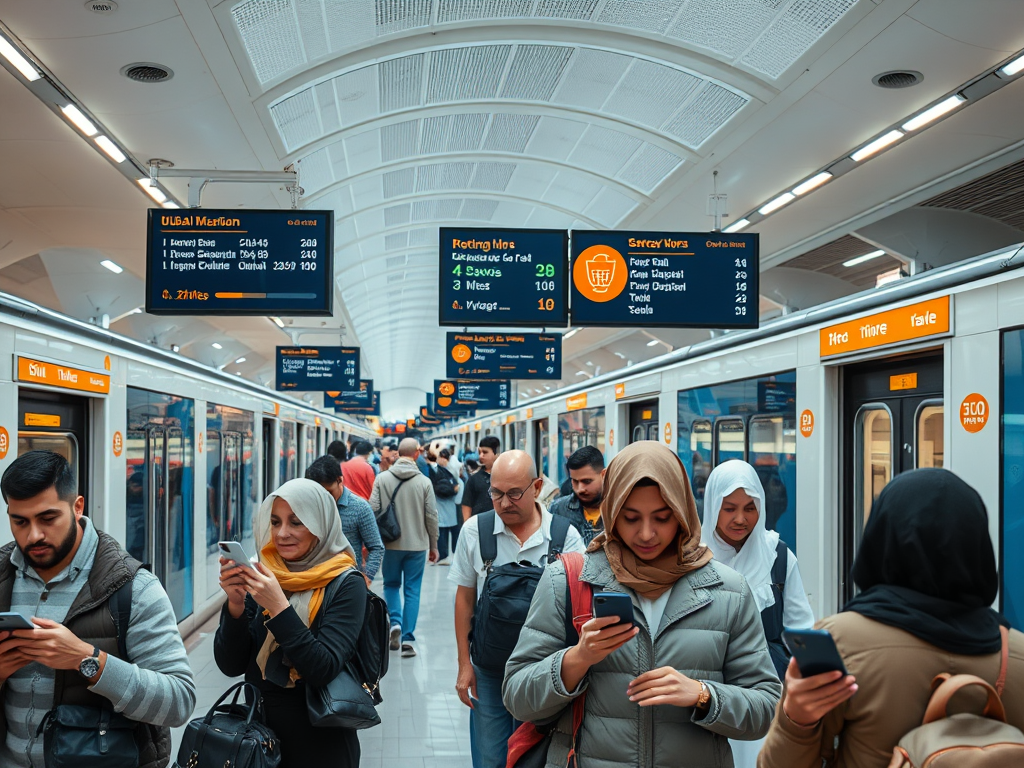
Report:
79,657,100,678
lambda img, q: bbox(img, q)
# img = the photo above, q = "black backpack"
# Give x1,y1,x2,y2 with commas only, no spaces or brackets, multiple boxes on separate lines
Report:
376,475,409,543
470,511,571,675
431,466,458,498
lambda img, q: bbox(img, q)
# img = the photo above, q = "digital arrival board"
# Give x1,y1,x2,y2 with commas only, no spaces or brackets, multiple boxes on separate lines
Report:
447,333,561,380
569,230,758,329
333,391,380,416
146,209,334,316
276,347,359,392
324,380,373,409
434,379,511,412
439,227,569,327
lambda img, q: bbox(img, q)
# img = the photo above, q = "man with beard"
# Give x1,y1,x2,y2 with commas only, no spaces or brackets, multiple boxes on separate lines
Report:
549,445,607,545
0,451,196,768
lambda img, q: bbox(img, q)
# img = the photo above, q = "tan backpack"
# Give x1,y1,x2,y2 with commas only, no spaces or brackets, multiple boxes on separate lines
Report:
889,627,1024,767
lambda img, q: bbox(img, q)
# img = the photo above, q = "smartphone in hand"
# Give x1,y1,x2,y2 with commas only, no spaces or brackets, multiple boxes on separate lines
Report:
592,592,634,628
218,541,256,570
0,611,37,631
782,628,848,677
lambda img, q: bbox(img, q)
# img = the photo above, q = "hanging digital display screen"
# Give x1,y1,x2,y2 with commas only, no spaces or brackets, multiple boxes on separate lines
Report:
447,333,561,380
324,380,373,409
569,230,758,329
434,379,511,412
438,227,569,327
335,391,380,416
275,347,359,391
146,209,334,316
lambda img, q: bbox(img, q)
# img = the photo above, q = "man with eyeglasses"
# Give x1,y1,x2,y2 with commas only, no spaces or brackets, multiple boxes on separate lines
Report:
449,450,585,768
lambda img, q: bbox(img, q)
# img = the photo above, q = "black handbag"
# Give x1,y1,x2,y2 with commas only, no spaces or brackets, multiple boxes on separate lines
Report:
375,476,408,542
174,683,281,768
38,705,138,768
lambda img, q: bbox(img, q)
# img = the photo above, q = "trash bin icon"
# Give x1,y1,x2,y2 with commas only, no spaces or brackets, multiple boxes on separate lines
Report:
585,252,617,294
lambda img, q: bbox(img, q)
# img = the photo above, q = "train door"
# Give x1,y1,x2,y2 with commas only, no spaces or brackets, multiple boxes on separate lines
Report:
628,400,659,443
262,419,275,498
533,419,549,478
17,391,88,500
841,352,944,602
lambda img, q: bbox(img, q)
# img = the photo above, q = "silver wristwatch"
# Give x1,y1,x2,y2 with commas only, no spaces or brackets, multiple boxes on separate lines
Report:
78,646,100,679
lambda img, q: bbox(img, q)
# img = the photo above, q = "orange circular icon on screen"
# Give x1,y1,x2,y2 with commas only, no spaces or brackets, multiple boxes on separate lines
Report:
0,427,8,459
451,344,472,364
799,410,814,438
574,245,628,303
960,393,989,434
112,431,123,457
439,382,456,396
438,397,453,407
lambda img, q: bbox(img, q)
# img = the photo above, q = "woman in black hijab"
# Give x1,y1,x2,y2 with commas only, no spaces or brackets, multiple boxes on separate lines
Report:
759,468,1024,768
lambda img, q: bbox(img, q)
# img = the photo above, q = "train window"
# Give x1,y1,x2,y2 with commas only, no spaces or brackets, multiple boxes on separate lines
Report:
557,407,606,484
749,416,797,546
280,422,297,482
534,419,549,479
915,402,944,468
854,405,893,535
1003,328,1024,628
206,430,223,600
688,420,713,519
262,419,274,499
714,419,745,463
18,432,78,488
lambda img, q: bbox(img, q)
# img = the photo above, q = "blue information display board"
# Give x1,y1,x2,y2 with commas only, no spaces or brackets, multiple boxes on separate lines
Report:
324,380,373,409
434,379,511,412
439,227,568,327
335,391,379,416
447,333,561,380
569,230,758,329
276,347,359,391
146,209,334,316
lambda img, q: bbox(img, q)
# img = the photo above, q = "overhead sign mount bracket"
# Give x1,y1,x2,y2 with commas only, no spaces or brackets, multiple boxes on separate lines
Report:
150,163,301,208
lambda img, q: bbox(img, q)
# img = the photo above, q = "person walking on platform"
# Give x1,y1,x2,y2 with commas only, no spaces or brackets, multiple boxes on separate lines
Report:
306,455,385,581
0,450,196,768
416,442,433,478
379,439,399,473
370,437,439,657
327,440,348,465
504,441,781,768
701,460,814,768
341,441,376,500
215,478,364,768
462,436,500,521
759,468,1024,768
431,448,461,565
550,445,607,545
450,450,586,768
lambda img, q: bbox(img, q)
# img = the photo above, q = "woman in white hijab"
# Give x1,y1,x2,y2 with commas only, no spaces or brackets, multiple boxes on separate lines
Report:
702,460,814,768
214,478,365,768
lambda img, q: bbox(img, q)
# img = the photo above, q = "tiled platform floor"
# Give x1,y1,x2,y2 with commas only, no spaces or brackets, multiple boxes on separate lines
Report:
174,561,473,768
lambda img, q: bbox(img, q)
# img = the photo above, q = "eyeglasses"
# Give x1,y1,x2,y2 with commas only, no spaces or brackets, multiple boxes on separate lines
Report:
489,487,528,502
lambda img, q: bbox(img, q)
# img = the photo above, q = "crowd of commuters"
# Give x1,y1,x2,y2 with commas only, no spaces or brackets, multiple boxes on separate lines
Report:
0,435,1021,768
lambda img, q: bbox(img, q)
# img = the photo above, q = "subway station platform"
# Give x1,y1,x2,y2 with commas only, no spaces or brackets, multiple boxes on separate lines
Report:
174,564,472,768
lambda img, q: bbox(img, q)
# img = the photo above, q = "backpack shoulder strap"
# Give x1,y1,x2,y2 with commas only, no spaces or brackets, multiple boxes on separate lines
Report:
547,514,572,559
386,475,410,505
313,570,363,632
560,552,592,646
772,539,789,586
111,577,133,661
477,511,498,566
997,625,1010,697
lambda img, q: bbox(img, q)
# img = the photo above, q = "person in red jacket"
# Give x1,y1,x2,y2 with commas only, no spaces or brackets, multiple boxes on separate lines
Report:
341,441,376,500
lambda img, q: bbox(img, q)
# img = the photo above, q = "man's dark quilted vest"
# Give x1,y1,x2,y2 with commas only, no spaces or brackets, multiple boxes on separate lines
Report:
0,527,171,768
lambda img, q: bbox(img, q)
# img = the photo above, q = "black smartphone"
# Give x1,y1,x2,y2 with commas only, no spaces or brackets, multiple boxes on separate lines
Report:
782,628,848,677
592,592,634,628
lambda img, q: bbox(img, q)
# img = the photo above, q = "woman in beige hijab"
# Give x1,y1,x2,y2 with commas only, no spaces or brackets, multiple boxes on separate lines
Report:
214,478,364,768
504,441,781,768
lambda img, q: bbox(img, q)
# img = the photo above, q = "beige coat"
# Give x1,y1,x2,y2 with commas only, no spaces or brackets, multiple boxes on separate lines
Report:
758,612,1024,768
368,458,438,551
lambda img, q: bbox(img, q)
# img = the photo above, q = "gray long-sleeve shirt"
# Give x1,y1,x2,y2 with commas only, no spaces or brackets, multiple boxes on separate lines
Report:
338,487,385,580
1,519,196,767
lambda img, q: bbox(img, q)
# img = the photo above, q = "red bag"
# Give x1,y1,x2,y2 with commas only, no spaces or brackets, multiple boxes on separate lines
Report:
506,552,592,768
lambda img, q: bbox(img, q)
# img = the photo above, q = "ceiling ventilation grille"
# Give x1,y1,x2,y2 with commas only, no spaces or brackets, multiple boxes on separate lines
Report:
121,63,174,83
483,114,541,153
500,45,573,101
386,254,408,269
460,199,500,221
385,232,409,251
409,227,436,246
784,234,904,288
872,70,923,89
921,156,1024,231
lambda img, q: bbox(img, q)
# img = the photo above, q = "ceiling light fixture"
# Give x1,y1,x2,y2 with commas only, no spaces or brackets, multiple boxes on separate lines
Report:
759,193,795,215
1001,54,1024,77
851,130,904,162
93,135,126,163
137,178,166,203
901,95,966,132
575,371,587,376
61,104,98,136
211,342,223,350
0,35,40,81
843,249,886,267
646,339,660,347
234,357,246,364
793,172,833,196
270,316,285,328
723,219,750,233
130,307,142,314
162,201,179,209
170,344,180,353
562,328,580,340
100,259,123,274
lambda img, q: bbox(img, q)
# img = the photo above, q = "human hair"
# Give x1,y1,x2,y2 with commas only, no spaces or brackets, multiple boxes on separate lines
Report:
354,441,372,457
567,445,604,473
479,436,500,453
465,458,479,472
633,477,659,488
439,448,451,460
305,455,343,486
326,440,348,462
382,439,398,451
1,450,77,503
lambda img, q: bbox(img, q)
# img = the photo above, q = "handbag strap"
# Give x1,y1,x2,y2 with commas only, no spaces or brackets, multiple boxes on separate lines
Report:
996,625,1010,697
560,552,592,766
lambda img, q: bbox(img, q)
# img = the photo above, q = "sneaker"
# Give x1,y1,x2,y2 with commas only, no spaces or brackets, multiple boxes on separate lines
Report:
401,642,417,658
389,625,401,651
436,557,451,566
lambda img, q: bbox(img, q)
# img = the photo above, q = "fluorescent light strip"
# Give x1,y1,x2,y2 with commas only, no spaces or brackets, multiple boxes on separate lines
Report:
137,179,166,203
211,342,223,350
759,193,795,215
851,130,904,162
793,172,833,196
235,357,246,364
843,249,886,267
0,35,40,81
270,317,285,328
1001,54,1024,77
94,136,126,163
61,104,98,136
901,95,965,132
100,259,123,274
723,218,750,233
162,201,180,209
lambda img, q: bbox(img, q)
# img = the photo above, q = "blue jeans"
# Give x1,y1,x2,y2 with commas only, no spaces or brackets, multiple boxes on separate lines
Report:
381,549,426,642
470,664,517,768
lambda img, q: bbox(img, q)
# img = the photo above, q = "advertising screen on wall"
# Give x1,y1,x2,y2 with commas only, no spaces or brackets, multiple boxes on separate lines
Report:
434,379,511,412
569,230,758,329
276,347,359,391
146,209,334,316
324,380,373,409
438,227,568,327
447,333,561,380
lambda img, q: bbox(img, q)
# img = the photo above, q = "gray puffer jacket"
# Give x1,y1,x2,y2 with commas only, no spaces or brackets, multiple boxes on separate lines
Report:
503,550,781,768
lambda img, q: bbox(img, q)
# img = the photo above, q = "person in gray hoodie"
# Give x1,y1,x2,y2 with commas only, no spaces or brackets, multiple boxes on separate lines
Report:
370,437,439,658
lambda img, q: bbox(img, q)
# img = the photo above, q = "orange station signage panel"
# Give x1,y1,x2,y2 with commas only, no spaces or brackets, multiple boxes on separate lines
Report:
819,296,950,358
17,356,111,395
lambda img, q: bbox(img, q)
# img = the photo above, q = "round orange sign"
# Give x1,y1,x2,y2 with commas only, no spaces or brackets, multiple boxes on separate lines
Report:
112,431,123,457
573,244,628,303
451,344,472,364
0,427,9,459
960,393,989,433
608,428,614,447
439,382,456,396
663,422,672,444
438,396,453,407
799,410,814,438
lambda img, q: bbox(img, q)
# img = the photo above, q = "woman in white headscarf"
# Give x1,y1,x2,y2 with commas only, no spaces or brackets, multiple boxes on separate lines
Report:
214,478,365,768
703,460,814,768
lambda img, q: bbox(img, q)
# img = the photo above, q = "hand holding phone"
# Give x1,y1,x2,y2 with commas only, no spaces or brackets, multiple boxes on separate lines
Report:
780,628,857,727
782,628,848,677
218,541,255,570
0,612,36,631
592,592,634,628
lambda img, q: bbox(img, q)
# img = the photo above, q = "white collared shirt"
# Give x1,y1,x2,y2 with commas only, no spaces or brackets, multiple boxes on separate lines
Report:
448,504,586,596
